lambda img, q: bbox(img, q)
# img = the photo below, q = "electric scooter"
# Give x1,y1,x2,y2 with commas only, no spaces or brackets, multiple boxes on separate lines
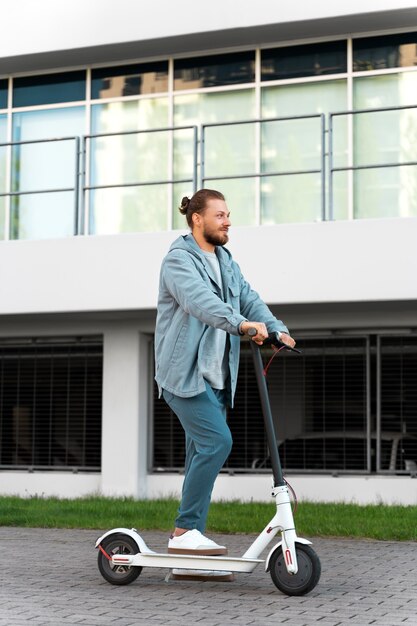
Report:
95,331,321,596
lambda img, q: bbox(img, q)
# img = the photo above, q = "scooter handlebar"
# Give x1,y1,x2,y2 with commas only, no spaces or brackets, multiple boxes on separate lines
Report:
247,328,301,353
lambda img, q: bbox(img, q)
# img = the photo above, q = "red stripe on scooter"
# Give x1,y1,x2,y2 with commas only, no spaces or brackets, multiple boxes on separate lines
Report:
98,544,112,561
285,549,293,565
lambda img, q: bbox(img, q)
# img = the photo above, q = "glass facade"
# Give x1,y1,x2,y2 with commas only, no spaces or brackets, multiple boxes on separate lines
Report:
0,34,416,239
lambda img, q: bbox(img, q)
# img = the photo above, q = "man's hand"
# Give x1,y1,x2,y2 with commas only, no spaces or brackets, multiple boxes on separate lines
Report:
279,332,296,349
240,321,269,345
240,323,296,348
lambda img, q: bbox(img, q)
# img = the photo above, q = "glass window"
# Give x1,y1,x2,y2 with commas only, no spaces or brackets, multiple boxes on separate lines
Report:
91,61,169,99
11,107,85,240
0,79,7,109
90,185,170,235
90,98,169,234
353,72,417,218
174,89,255,126
13,71,86,107
91,99,169,188
0,114,6,239
353,32,417,72
174,89,256,226
261,173,323,224
262,80,347,222
174,51,255,90
91,97,169,135
262,41,347,81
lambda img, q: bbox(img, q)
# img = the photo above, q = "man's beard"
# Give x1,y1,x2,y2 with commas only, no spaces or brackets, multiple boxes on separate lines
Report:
203,227,229,247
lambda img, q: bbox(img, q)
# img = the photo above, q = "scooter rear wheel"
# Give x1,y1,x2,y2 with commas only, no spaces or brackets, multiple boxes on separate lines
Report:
98,533,142,586
269,543,321,596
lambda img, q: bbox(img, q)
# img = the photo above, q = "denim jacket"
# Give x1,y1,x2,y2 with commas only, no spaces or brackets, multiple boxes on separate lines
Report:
154,234,289,406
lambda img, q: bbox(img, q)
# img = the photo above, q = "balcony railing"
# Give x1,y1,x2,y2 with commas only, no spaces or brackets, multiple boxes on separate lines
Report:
1,105,417,238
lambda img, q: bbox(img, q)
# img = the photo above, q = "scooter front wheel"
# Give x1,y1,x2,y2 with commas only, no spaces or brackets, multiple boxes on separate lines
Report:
269,543,321,596
98,533,142,586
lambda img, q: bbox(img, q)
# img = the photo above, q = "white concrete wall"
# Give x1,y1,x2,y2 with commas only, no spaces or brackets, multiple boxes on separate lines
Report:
1,219,416,504
101,327,151,497
1,218,416,316
0,471,100,498
148,473,417,505
2,0,417,60
1,471,416,505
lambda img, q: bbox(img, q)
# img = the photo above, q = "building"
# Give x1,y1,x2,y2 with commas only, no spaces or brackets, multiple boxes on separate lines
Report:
0,0,417,504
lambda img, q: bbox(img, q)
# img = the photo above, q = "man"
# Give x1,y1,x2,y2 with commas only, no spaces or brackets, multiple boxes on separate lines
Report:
155,189,295,580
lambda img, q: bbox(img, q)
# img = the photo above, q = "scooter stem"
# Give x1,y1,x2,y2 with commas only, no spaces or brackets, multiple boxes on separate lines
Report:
250,340,285,487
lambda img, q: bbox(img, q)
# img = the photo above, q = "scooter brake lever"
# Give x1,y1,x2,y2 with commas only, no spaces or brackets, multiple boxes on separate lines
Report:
272,332,301,354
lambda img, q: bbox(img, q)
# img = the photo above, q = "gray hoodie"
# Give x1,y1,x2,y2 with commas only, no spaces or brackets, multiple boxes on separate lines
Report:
154,234,288,406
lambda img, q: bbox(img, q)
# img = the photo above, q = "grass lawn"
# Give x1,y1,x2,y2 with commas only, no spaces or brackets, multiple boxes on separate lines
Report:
0,496,415,541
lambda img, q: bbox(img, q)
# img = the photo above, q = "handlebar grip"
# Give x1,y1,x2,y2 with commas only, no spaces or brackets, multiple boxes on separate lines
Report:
246,328,302,353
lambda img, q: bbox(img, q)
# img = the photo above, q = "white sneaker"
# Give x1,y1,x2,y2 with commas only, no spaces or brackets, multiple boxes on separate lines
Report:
169,568,234,582
167,529,227,555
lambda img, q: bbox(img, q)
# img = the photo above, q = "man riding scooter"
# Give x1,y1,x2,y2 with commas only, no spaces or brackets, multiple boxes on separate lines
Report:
155,188,295,581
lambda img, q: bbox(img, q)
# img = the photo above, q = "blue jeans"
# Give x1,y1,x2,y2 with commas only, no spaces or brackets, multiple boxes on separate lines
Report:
162,381,232,532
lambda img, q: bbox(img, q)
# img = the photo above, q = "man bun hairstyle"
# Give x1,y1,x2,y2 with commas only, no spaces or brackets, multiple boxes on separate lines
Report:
179,188,225,228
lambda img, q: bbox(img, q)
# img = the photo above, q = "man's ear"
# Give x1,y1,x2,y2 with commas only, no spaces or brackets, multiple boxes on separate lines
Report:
192,212,201,227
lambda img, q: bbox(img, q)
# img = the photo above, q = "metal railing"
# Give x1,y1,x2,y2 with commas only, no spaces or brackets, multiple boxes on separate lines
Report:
201,114,326,220
2,104,417,238
0,136,81,236
328,103,417,219
81,125,198,234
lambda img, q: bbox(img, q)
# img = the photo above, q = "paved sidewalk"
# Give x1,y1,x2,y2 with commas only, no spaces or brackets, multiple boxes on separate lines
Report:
0,527,416,626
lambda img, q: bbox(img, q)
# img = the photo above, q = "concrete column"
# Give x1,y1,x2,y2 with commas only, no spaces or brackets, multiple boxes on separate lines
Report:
101,323,150,497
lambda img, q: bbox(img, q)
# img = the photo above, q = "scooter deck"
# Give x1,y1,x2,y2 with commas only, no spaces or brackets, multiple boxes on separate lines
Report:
111,551,263,573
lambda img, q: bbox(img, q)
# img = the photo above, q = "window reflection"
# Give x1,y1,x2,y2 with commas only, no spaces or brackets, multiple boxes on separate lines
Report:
91,62,169,99
353,33,417,71
174,52,255,90
262,41,347,81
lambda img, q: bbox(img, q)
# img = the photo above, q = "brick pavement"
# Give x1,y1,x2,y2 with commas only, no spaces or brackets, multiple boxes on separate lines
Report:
0,527,416,626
